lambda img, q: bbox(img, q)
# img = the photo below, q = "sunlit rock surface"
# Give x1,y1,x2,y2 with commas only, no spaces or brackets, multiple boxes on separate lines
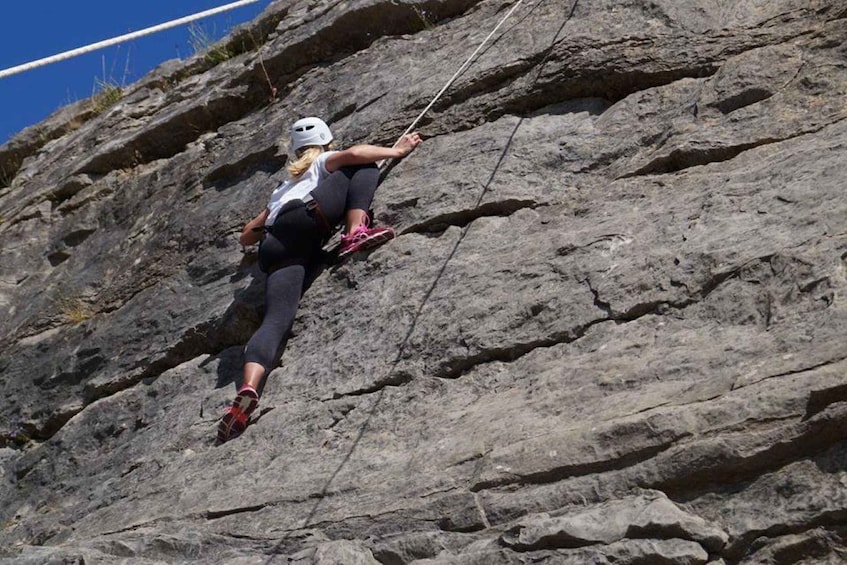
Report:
1,0,846,563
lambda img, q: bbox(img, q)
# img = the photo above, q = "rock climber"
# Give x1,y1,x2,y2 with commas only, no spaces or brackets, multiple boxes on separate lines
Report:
218,116,422,442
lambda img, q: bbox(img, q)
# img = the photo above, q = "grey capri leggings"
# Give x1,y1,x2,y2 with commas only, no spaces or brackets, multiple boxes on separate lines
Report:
244,163,378,374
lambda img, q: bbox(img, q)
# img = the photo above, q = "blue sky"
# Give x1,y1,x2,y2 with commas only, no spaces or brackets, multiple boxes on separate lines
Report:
0,1,268,145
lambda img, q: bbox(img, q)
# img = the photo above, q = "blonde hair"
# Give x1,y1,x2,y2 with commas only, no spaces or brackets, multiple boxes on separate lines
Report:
286,144,333,179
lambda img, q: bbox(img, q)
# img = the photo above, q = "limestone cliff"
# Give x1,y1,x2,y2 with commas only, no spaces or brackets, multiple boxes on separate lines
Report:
1,0,846,563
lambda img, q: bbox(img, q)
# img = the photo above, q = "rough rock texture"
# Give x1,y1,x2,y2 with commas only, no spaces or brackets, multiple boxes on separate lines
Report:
1,0,846,563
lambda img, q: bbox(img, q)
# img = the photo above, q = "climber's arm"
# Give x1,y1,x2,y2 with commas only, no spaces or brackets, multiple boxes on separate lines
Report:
325,133,422,172
240,208,270,247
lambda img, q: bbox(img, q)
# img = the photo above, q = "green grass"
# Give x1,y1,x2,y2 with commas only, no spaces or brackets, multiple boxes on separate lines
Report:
413,5,437,30
90,78,123,114
0,414,31,448
0,166,13,189
188,22,234,65
54,294,96,324
89,53,128,115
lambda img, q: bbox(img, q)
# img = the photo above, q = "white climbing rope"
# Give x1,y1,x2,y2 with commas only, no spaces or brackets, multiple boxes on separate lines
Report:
393,0,528,147
0,0,261,80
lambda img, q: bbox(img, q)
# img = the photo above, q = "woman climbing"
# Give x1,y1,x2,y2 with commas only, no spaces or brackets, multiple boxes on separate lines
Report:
218,116,423,443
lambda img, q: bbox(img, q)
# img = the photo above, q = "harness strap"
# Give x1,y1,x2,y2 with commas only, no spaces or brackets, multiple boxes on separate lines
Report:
302,195,333,238
253,195,333,238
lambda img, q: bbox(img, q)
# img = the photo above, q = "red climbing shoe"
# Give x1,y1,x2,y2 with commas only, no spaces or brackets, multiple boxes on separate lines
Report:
338,219,395,259
217,385,259,443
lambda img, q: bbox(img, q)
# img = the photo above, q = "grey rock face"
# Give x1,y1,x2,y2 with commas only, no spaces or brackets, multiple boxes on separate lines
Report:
499,491,728,552
1,0,846,563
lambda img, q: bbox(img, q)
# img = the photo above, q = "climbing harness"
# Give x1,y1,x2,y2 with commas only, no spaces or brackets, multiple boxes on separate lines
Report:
0,0,260,80
254,194,333,239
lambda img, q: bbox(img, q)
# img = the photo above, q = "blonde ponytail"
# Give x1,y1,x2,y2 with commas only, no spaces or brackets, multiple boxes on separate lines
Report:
286,142,336,179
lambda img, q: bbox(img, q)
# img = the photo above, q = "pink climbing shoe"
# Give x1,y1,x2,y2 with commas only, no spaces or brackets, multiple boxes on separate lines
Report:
217,385,259,443
338,219,395,259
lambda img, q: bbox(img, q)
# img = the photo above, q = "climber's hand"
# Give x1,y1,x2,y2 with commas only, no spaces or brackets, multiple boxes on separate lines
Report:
396,132,422,157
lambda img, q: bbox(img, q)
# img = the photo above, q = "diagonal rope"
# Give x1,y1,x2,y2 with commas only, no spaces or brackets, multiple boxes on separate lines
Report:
0,0,261,80
396,0,527,141
382,0,527,162
268,3,580,558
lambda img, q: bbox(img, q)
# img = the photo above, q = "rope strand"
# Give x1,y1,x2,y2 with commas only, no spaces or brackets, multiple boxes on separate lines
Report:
393,0,527,147
0,0,260,80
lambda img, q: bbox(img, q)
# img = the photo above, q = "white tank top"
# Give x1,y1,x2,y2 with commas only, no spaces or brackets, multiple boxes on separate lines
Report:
265,151,336,226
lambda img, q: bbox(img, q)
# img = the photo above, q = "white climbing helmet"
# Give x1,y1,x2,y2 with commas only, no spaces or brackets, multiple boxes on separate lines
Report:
290,117,333,152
